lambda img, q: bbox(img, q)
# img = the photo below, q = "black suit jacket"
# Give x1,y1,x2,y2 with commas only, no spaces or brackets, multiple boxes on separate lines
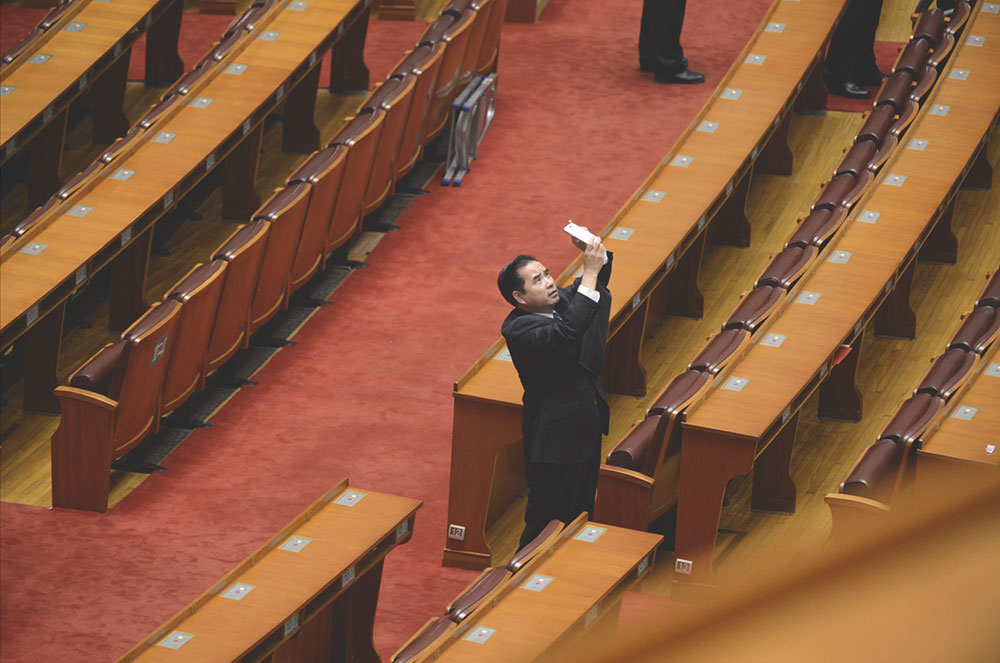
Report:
501,254,613,464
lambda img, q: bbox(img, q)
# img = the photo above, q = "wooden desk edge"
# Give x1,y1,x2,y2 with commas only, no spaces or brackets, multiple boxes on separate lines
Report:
115,478,422,662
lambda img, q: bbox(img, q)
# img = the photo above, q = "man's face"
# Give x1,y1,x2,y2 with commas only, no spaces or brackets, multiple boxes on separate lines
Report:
514,261,558,313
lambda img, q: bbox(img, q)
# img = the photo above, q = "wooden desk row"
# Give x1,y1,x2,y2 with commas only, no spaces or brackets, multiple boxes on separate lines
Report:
593,1,969,543
1,0,184,207
44,0,509,512
825,269,999,544
393,514,661,663
669,2,999,597
444,0,850,571
116,479,422,663
0,0,373,413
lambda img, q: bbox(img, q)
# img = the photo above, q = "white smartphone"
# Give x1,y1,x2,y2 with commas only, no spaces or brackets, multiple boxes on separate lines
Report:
563,221,596,244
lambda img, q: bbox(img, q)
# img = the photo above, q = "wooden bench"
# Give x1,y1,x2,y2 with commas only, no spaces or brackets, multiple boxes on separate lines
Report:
393,513,660,663
665,3,998,597
825,269,998,544
444,0,850,571
115,479,421,663
0,0,374,415
1,0,184,208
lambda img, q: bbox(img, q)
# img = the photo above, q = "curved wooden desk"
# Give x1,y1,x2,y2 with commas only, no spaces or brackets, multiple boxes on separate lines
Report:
401,516,660,663
116,478,422,663
916,341,1000,501
0,0,372,413
1,0,184,207
444,0,849,571
672,6,1000,598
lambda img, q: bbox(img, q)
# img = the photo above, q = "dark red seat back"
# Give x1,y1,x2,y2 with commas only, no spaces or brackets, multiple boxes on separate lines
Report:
915,348,977,400
288,146,348,285
249,183,312,332
688,329,750,374
208,222,269,372
878,393,945,443
912,8,946,47
391,44,446,181
508,518,563,571
948,306,999,354
975,271,999,308
856,105,897,145
160,261,229,417
360,76,417,215
113,300,184,456
608,415,667,478
723,285,784,332
478,0,508,74
894,38,931,76
327,112,386,253
423,10,477,142
757,245,816,288
875,71,913,111
841,439,903,503
786,207,848,248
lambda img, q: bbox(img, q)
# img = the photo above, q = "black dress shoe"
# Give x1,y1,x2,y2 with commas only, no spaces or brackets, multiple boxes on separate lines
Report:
655,68,706,84
825,79,871,99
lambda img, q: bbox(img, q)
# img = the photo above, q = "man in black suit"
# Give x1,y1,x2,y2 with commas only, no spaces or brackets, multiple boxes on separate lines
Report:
497,235,612,548
639,0,705,84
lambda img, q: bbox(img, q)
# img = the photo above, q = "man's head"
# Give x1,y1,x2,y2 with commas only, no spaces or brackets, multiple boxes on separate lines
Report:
498,255,559,313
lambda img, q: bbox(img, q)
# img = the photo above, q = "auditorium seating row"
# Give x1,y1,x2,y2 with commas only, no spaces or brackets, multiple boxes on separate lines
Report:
44,0,511,512
1,0,375,415
116,479,421,663
823,269,999,543
594,2,970,534
391,519,564,663
444,0,856,571
1,0,184,207
392,514,661,663
642,1,996,596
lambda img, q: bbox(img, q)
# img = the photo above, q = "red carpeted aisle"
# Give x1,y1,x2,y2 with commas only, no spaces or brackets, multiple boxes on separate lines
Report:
0,1,771,660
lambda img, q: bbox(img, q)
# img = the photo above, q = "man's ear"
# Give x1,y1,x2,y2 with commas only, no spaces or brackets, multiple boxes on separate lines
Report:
512,290,527,306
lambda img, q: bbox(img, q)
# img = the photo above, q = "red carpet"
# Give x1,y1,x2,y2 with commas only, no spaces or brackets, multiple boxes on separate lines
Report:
825,40,905,112
0,1,771,660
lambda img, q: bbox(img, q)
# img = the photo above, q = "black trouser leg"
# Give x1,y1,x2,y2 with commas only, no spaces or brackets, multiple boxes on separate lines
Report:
825,0,883,81
519,446,601,549
639,0,688,75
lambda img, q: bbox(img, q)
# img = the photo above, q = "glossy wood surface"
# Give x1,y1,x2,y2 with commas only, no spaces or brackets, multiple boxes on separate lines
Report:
0,0,170,151
0,0,371,347
119,479,421,662
432,521,660,663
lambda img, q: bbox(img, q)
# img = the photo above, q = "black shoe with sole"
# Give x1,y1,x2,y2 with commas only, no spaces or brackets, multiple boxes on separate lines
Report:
655,68,706,84
825,78,871,99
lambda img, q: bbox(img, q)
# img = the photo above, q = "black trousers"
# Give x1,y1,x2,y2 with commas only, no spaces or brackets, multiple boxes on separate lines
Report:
639,0,688,75
824,0,883,81
519,444,601,549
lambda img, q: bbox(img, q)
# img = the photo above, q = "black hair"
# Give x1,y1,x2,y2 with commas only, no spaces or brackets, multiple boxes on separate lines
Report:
497,255,537,306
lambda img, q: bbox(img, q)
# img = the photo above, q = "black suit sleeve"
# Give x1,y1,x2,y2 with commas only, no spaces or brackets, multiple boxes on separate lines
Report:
506,293,600,356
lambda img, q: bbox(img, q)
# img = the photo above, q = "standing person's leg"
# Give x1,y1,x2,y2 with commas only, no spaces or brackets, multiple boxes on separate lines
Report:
640,0,704,84
852,0,885,85
520,462,562,549
823,0,872,98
